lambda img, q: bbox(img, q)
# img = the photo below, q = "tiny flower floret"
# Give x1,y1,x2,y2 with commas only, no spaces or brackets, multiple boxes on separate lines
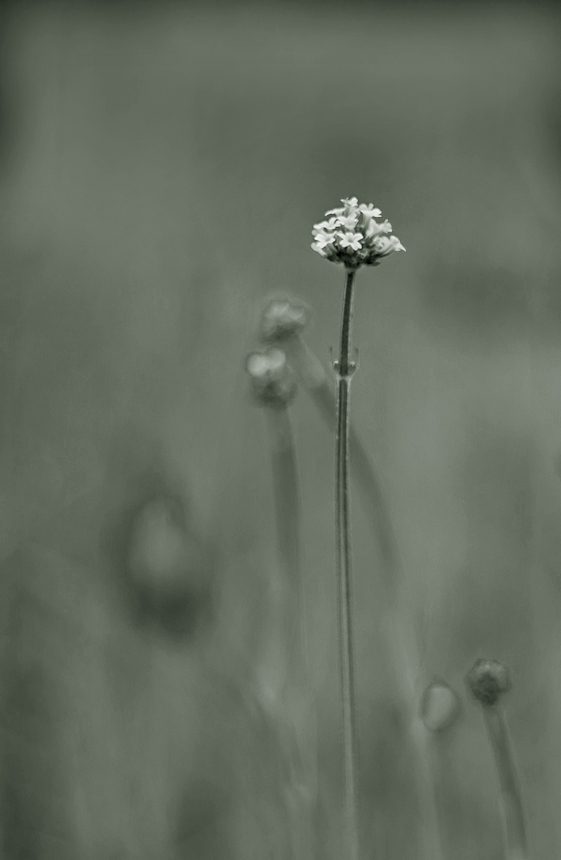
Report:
314,232,335,250
313,218,339,231
337,214,359,231
359,203,382,217
338,232,363,251
311,197,405,268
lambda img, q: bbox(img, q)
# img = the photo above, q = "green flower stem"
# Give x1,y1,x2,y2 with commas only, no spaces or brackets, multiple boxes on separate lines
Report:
334,267,361,860
482,703,529,860
267,405,318,860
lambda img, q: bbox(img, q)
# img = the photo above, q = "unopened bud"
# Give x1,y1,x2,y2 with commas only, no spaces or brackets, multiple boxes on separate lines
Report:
466,658,512,706
259,297,311,343
245,347,297,408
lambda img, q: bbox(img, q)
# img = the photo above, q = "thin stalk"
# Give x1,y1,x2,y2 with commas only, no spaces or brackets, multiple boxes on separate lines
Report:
267,406,317,860
335,267,360,860
269,407,301,596
482,704,529,860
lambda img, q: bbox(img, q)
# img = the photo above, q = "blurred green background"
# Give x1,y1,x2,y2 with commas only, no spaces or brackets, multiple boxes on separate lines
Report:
1,2,561,859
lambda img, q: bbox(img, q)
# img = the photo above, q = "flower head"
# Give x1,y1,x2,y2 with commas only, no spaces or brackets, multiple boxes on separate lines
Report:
245,347,297,408
311,197,405,269
259,297,311,343
466,658,512,707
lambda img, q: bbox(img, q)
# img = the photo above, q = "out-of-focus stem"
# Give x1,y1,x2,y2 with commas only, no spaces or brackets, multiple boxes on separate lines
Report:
267,407,310,690
334,267,360,860
398,634,447,860
267,406,317,860
269,408,301,589
483,704,529,860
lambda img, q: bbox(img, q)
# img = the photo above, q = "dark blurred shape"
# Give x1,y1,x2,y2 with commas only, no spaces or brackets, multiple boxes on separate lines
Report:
109,483,215,640
259,295,311,344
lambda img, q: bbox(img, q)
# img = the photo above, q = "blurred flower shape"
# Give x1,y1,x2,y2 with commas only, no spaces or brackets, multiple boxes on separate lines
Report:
312,197,405,268
124,492,214,638
245,347,297,408
466,658,512,707
420,681,461,732
259,297,311,343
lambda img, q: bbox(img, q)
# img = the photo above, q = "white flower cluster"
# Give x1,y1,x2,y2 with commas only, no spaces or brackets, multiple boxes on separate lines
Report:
311,197,405,268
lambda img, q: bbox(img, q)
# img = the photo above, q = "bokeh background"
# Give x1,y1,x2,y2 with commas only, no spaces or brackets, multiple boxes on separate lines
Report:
1,1,561,858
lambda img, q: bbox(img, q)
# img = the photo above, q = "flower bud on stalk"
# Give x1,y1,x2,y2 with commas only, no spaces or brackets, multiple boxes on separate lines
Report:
466,658,512,707
259,298,312,344
466,658,529,860
245,347,297,409
244,343,317,860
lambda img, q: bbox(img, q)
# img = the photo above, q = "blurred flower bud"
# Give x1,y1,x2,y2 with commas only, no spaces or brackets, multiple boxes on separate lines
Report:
259,297,311,343
466,658,512,706
420,680,461,732
311,197,405,269
128,496,191,588
245,347,297,408
124,492,214,638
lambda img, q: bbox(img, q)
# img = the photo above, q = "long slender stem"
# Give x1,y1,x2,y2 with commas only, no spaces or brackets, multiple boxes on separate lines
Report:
483,704,529,860
335,268,360,860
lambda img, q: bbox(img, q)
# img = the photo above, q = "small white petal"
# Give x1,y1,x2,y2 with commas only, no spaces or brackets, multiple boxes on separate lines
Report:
246,354,270,377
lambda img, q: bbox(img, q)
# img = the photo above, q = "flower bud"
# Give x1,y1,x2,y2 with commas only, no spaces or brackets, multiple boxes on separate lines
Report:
420,681,461,732
245,347,297,408
466,658,512,706
124,492,214,638
259,297,311,343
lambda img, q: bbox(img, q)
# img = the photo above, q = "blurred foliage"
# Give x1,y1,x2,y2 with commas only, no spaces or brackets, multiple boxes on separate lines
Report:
0,2,561,859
